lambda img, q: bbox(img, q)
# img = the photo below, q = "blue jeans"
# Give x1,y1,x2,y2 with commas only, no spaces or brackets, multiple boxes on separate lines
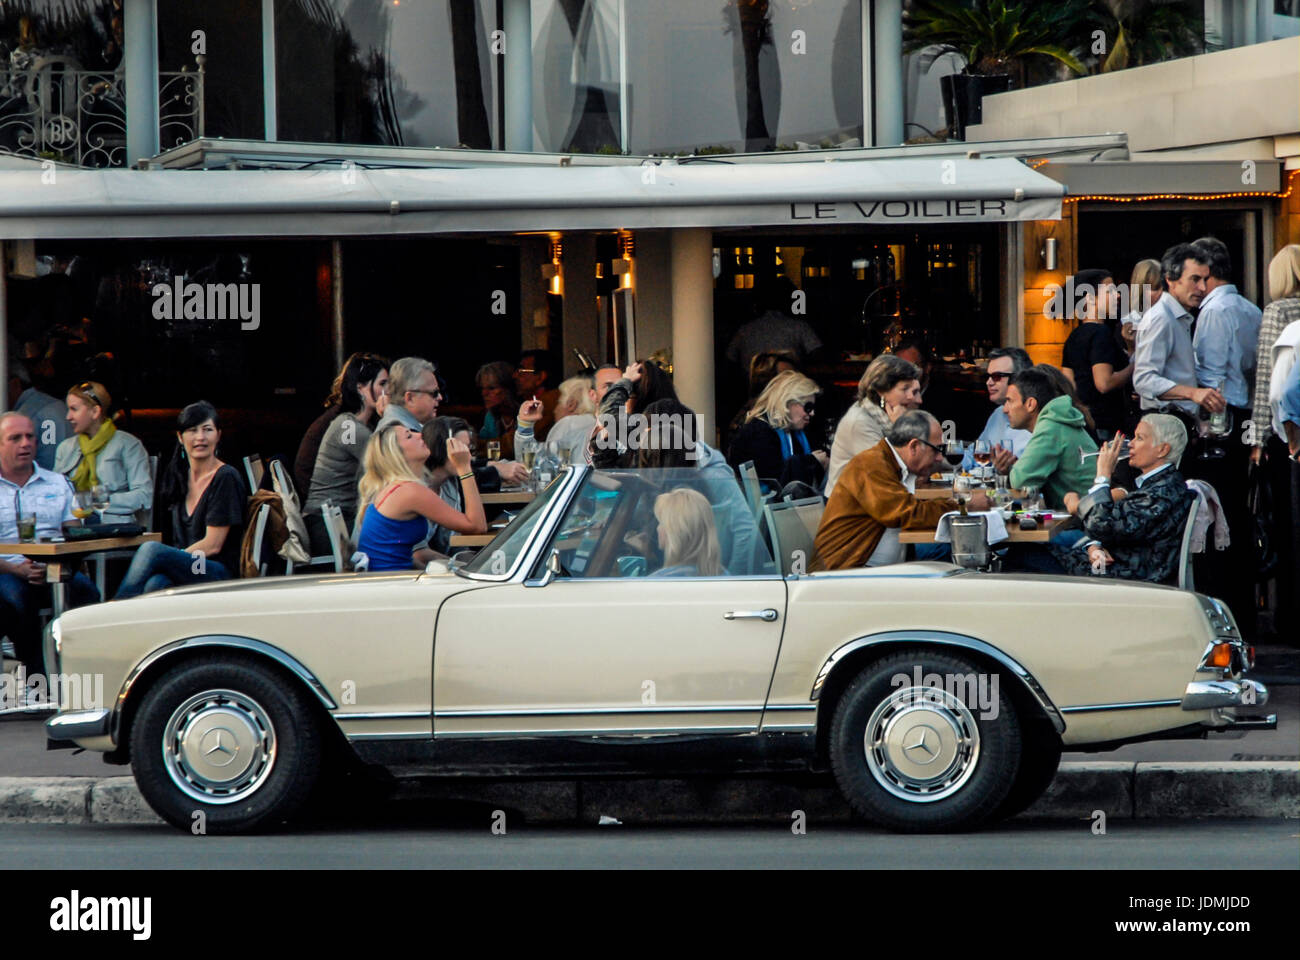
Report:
0,568,100,672
912,543,952,562
114,541,232,600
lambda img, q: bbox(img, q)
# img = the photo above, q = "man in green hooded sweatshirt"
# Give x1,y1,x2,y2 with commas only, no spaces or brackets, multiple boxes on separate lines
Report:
991,368,1097,509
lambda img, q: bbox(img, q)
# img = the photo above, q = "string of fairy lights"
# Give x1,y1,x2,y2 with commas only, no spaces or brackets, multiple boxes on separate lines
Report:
1023,161,1299,205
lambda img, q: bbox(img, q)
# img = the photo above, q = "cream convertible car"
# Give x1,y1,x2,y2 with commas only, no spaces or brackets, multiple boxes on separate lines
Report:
46,466,1270,833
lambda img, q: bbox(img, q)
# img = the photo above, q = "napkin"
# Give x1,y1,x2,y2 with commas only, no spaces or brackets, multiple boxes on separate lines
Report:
932,510,1009,545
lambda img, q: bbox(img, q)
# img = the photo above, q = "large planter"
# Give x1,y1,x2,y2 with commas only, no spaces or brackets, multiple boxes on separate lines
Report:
940,73,1013,141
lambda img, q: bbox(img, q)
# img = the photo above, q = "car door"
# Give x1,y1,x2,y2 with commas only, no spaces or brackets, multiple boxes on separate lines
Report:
432,467,786,738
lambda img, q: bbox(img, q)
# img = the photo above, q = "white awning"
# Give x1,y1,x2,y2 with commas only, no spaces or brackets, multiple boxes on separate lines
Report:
0,157,1062,239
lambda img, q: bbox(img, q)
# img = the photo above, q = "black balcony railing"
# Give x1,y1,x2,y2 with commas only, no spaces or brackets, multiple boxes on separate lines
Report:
0,56,204,167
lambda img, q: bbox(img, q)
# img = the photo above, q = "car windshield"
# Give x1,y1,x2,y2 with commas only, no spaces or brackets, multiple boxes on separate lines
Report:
533,467,776,579
460,471,569,577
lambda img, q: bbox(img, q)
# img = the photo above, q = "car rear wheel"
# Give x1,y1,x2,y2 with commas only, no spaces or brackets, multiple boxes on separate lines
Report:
829,649,1020,832
130,655,322,833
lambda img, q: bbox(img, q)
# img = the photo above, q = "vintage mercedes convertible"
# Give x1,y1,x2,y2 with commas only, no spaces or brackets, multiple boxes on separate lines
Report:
45,466,1271,833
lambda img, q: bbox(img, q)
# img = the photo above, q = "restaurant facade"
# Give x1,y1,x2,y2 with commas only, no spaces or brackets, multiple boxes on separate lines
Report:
1,1,1297,460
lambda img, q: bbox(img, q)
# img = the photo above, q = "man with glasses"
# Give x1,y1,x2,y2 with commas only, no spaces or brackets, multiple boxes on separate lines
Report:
512,350,560,442
977,347,1033,458
814,410,990,571
377,357,442,431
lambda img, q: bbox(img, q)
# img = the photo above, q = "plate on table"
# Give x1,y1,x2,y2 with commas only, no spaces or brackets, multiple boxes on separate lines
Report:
929,472,954,483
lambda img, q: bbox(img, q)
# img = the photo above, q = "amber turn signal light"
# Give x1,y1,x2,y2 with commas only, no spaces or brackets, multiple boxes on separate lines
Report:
1209,643,1233,668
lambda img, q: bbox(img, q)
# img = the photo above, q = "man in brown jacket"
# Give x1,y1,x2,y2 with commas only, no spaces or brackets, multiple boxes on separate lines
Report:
814,411,991,570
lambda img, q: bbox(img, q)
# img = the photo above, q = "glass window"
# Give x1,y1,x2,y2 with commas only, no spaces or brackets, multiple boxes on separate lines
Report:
158,0,263,142
274,0,499,148
463,472,567,577
625,0,862,155
537,467,775,579
531,0,621,153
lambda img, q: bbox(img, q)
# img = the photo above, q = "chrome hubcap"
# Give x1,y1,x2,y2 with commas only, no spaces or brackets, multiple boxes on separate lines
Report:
163,689,277,804
865,685,981,803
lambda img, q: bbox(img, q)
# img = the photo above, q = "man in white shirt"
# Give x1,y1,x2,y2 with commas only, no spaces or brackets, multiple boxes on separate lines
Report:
0,413,99,678
1191,236,1262,413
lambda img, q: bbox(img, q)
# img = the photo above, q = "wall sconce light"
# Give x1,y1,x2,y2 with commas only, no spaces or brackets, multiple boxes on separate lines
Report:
1041,237,1059,271
544,236,563,295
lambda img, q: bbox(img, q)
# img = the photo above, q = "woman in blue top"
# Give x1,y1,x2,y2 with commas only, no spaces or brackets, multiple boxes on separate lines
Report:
652,488,727,578
354,421,487,571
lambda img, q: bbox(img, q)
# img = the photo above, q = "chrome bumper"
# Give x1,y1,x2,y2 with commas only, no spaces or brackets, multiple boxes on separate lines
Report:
1181,679,1269,711
45,708,111,743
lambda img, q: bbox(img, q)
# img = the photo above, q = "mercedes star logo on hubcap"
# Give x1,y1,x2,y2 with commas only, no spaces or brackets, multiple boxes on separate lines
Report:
904,726,938,762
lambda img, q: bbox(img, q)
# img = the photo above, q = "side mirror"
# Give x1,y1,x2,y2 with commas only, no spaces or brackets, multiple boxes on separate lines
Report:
526,549,561,588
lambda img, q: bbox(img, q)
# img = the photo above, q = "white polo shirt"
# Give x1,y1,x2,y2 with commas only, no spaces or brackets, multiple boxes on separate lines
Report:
0,464,76,566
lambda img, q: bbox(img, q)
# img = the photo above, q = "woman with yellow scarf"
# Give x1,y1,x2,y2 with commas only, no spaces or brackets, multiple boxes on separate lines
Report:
54,381,154,525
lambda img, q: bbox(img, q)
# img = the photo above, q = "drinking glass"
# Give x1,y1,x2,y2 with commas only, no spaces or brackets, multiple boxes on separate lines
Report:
91,484,109,512
17,513,36,542
993,474,1010,506
1207,379,1231,437
1079,440,1129,466
72,490,95,520
972,439,992,479
486,440,502,462
953,474,972,497
943,441,966,470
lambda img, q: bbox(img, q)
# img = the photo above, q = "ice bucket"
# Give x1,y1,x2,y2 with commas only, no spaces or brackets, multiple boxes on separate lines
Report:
949,514,990,569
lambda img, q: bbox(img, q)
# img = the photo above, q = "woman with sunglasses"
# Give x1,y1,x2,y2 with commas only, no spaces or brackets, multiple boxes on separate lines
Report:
727,370,827,491
55,380,153,525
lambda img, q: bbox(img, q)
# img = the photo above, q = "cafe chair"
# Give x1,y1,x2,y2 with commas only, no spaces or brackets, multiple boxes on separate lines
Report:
243,454,265,493
739,460,771,526
1175,495,1200,591
322,504,353,573
763,496,824,577
249,502,272,577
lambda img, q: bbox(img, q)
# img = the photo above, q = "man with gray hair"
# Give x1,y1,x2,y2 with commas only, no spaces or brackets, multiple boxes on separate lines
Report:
376,357,441,431
1053,413,1195,583
814,410,991,570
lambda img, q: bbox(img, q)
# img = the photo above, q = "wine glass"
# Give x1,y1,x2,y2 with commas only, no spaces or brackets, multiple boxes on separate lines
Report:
972,439,992,479
943,441,966,471
1079,439,1130,466
72,490,95,521
91,484,109,513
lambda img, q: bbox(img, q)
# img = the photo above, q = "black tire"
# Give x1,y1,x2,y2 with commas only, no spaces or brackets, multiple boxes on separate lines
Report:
829,649,1021,833
129,655,322,834
992,719,1062,822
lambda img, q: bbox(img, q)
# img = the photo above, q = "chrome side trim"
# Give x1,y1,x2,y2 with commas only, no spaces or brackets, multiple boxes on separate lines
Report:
1060,700,1181,713
345,731,432,741
333,711,428,721
811,630,1066,734
763,704,817,712
114,635,339,746
436,725,756,739
434,705,765,718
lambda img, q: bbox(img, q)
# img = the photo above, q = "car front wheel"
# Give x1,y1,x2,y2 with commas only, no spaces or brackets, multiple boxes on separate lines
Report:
130,655,322,833
829,649,1020,832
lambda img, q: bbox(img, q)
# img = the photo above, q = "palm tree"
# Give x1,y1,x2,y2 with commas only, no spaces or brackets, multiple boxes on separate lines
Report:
903,0,1086,88
1093,0,1206,73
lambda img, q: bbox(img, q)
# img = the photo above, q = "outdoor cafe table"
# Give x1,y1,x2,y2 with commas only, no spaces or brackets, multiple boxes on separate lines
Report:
898,515,1064,545
0,533,162,617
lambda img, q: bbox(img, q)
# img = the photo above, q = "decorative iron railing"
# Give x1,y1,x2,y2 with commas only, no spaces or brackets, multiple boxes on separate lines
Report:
0,56,204,168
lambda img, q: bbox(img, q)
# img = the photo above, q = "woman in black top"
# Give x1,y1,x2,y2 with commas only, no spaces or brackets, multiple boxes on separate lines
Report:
115,401,245,598
1061,268,1133,438
727,369,827,489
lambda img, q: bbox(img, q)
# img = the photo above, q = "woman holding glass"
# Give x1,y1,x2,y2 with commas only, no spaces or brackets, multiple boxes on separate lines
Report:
55,381,153,525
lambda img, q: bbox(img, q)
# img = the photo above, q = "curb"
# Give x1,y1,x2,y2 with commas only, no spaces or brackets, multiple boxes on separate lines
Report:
1,762,1296,826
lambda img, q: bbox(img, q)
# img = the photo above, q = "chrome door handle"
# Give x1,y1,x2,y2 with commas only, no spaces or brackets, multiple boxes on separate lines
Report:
724,609,778,622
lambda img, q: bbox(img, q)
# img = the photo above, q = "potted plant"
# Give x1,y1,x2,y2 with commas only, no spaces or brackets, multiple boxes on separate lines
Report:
903,0,1087,139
